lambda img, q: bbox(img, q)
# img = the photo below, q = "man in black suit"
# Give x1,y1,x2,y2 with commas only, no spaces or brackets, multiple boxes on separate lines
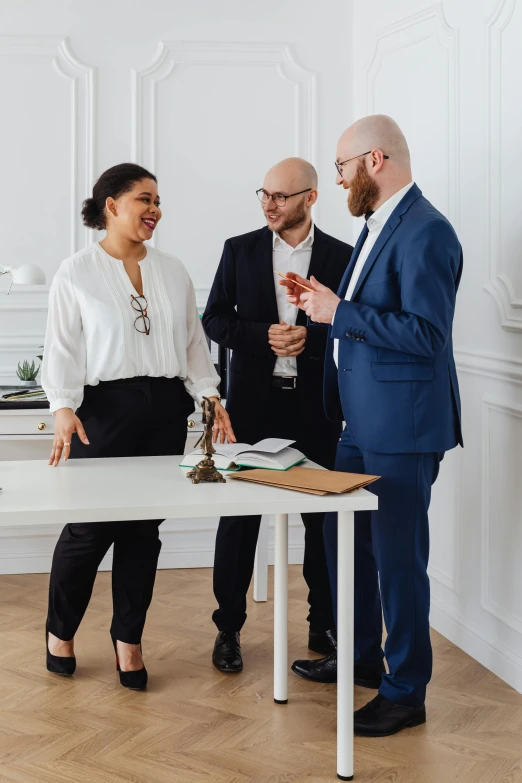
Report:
203,158,353,672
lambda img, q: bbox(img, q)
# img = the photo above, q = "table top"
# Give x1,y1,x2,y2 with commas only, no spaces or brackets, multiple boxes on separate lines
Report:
0,456,378,526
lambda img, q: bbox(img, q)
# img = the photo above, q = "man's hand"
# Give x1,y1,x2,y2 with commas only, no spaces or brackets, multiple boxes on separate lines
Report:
283,274,340,324
279,271,313,300
268,321,307,357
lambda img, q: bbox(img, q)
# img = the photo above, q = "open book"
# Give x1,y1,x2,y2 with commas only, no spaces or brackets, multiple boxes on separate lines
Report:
180,438,306,471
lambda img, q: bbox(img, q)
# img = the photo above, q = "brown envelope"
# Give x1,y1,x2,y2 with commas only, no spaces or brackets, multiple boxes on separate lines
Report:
229,466,380,495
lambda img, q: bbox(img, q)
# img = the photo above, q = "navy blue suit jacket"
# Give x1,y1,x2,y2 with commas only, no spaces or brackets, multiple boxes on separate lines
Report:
324,183,463,454
203,225,352,446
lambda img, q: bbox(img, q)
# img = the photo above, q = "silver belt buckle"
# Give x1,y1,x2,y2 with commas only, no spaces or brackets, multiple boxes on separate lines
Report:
281,376,296,390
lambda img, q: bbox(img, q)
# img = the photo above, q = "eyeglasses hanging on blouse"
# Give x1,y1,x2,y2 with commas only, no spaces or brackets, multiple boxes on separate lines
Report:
131,294,150,335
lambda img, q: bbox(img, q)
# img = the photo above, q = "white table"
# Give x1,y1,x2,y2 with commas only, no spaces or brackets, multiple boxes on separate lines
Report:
0,455,377,781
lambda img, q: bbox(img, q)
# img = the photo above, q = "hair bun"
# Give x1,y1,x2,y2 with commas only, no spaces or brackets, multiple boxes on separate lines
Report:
81,197,104,230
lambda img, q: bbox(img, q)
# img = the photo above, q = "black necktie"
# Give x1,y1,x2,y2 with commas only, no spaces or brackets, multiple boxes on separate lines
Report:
365,210,374,222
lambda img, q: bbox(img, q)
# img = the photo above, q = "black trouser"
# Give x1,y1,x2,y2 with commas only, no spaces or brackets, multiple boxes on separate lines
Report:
47,376,194,644
212,384,336,633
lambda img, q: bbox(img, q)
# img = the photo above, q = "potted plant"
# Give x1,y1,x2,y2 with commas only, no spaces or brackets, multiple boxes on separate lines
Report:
16,359,40,387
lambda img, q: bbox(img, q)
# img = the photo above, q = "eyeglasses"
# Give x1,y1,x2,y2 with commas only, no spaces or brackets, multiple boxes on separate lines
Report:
335,151,389,176
131,294,150,335
256,188,312,207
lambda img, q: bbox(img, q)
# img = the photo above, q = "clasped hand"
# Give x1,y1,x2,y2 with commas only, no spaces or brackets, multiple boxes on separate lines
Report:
268,321,307,357
279,272,340,324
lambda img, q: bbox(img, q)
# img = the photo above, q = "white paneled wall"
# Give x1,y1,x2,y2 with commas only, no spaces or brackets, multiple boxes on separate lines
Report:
0,0,351,577
352,0,522,693
0,0,352,384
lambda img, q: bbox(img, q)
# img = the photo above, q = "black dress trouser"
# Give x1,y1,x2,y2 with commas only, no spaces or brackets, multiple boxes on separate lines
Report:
212,385,337,633
47,376,194,645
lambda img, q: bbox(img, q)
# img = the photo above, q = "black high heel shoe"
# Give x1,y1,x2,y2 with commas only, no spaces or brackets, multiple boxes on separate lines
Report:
111,636,148,690
45,622,76,676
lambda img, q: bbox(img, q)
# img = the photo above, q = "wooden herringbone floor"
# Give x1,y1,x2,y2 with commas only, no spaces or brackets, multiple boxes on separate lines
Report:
1,567,521,783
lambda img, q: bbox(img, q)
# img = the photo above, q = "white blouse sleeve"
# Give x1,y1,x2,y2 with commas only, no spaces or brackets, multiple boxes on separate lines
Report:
41,262,87,413
183,273,220,404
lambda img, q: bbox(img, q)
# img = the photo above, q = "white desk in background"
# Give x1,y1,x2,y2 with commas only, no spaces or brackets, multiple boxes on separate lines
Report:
0,455,377,781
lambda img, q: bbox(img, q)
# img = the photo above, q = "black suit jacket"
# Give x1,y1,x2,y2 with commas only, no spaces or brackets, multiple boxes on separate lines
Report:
203,225,353,455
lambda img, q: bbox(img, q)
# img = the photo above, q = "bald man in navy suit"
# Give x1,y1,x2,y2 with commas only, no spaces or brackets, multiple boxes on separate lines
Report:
284,117,463,738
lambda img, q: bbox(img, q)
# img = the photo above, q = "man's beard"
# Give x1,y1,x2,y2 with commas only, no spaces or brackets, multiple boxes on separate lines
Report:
266,199,307,233
347,160,380,217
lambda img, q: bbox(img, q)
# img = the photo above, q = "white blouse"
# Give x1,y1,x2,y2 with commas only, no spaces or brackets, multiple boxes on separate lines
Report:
41,242,220,413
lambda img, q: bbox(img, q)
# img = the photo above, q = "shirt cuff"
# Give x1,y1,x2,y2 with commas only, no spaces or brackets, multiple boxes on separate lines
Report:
195,387,221,406
49,397,76,413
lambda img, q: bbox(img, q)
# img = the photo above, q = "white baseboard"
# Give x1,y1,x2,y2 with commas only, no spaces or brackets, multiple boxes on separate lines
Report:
0,515,305,575
430,597,522,694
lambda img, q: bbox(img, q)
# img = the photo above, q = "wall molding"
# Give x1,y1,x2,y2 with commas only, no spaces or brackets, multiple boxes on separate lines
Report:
428,445,462,595
365,3,460,228
0,37,95,256
131,41,318,245
455,346,522,385
431,596,522,694
0,286,49,312
481,397,522,634
0,335,45,382
429,566,456,592
484,0,521,330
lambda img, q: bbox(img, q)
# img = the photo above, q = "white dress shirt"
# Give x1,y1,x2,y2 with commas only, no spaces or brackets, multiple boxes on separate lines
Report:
272,222,314,376
41,243,220,413
333,182,414,366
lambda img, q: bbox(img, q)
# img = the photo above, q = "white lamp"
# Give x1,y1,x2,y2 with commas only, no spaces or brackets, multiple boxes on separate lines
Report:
0,263,46,294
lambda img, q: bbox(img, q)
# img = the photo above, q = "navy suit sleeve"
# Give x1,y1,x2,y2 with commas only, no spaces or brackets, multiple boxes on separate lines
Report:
303,322,328,357
331,219,461,359
202,239,273,356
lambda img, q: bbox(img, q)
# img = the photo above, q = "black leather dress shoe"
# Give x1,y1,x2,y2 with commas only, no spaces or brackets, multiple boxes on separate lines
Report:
354,694,426,737
292,651,336,683
212,631,243,673
291,654,385,688
308,628,336,655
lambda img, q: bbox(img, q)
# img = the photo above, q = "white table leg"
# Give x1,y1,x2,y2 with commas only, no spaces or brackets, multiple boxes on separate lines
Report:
273,512,288,704
253,515,269,602
337,510,354,781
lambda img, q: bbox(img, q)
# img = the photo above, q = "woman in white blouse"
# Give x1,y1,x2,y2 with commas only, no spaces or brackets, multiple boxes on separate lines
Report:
42,162,235,690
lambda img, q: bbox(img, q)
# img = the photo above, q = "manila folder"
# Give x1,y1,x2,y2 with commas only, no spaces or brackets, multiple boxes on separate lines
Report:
230,466,379,495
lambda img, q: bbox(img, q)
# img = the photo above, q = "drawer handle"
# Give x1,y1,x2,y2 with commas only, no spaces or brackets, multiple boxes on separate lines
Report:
187,419,195,429
37,422,47,431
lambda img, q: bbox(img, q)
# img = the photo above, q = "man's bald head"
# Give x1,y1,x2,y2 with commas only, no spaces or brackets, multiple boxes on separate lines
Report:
338,115,411,172
261,157,318,238
336,115,413,216
264,157,318,192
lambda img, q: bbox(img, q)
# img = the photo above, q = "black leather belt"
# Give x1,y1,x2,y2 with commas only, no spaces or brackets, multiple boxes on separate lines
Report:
272,376,297,390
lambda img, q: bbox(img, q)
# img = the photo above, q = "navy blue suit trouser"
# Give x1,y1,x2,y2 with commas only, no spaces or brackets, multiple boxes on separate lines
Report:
323,427,443,707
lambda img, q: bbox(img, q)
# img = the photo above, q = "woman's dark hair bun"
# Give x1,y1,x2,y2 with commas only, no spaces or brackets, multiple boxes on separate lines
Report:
81,197,104,230
81,163,157,231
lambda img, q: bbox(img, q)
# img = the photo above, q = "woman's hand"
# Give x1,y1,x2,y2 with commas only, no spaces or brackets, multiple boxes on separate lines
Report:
49,407,90,466
208,397,236,445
